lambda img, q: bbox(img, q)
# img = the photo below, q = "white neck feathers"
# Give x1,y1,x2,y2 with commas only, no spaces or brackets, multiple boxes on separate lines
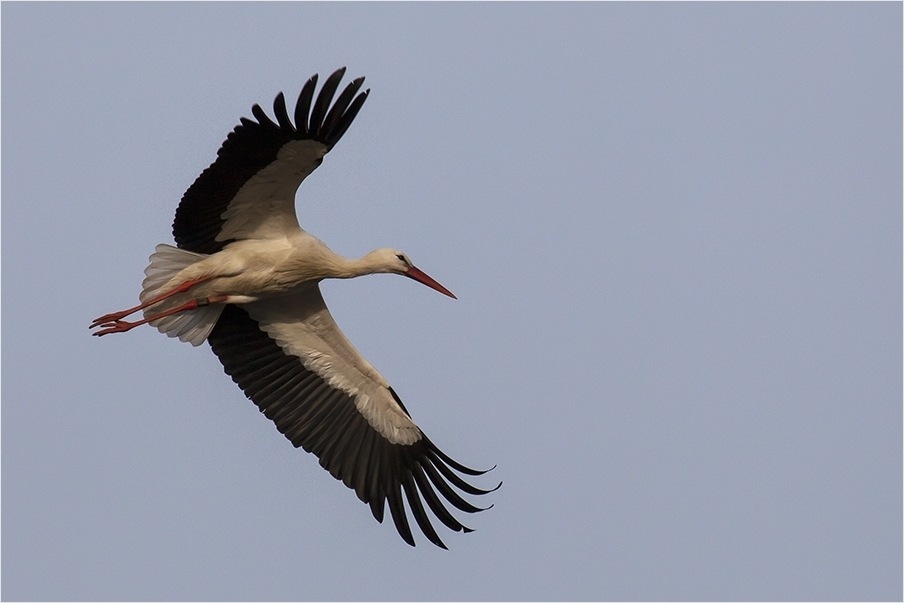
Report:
330,249,398,279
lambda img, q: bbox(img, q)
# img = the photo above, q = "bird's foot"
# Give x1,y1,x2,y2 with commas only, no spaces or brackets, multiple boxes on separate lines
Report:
90,309,135,329
91,319,140,337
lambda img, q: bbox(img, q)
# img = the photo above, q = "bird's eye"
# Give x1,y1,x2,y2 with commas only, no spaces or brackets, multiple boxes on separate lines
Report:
396,253,407,264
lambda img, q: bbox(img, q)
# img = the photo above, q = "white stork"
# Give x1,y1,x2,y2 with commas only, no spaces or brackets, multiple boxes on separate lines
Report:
91,68,497,548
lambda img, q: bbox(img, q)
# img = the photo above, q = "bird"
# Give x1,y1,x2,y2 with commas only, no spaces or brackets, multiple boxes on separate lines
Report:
90,68,497,548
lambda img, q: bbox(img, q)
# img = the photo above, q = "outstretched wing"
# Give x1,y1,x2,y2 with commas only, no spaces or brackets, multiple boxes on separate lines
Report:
207,291,498,548
173,68,369,254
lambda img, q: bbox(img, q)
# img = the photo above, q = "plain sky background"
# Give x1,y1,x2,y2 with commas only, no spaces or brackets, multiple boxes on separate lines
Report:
2,3,901,601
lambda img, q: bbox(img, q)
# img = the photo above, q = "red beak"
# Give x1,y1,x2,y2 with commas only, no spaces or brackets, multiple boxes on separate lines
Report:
405,266,457,299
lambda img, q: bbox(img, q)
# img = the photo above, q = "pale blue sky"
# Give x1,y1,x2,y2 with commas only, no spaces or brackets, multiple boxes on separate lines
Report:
3,3,901,600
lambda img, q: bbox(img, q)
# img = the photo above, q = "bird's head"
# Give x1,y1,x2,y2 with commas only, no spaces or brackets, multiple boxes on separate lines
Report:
370,248,457,299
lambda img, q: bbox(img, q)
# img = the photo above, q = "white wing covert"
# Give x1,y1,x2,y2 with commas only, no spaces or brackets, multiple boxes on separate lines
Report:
248,287,420,446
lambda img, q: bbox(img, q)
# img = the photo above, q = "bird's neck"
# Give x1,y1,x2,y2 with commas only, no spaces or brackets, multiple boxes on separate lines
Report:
331,250,389,279
286,236,386,281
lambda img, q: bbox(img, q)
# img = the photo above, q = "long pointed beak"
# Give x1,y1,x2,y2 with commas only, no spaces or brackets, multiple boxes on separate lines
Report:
405,266,457,299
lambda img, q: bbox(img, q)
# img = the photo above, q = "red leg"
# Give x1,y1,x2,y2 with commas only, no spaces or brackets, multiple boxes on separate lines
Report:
90,276,211,328
92,295,228,337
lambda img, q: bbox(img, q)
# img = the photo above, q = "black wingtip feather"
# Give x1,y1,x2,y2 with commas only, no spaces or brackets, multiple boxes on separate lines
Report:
412,464,472,534
421,458,490,515
427,449,501,496
403,471,448,549
272,92,293,131
250,104,276,129
321,76,365,142
427,438,495,476
326,89,369,150
295,74,318,135
387,484,415,547
370,495,385,524
309,67,346,139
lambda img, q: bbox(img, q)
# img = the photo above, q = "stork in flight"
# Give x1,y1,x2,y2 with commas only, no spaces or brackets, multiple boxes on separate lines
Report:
91,68,497,548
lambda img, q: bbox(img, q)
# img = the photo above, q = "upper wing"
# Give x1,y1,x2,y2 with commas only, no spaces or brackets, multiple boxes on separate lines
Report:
173,68,369,254
206,290,498,548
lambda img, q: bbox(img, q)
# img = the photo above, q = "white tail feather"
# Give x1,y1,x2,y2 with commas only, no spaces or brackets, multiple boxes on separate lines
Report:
140,244,224,347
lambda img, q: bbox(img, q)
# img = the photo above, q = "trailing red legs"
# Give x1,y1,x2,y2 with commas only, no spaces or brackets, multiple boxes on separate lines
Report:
90,276,211,329
92,294,228,337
